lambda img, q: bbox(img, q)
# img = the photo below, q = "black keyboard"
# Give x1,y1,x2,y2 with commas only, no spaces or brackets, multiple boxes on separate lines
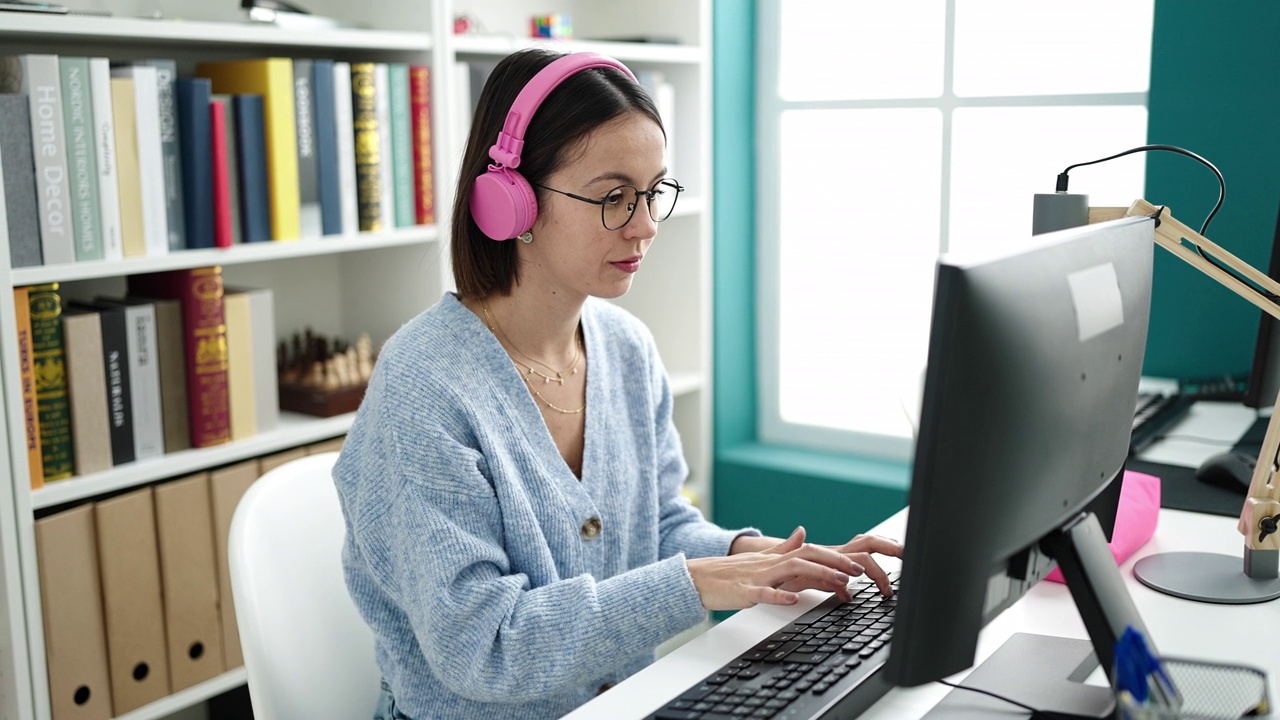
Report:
1130,391,1194,455
647,573,900,720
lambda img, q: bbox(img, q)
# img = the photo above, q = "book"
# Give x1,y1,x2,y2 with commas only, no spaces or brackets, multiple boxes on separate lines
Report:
20,54,77,265
151,298,190,453
61,306,113,475
109,76,146,257
89,57,123,261
136,59,185,251
196,58,301,241
13,287,44,489
293,58,321,238
223,286,278,436
409,65,434,225
246,288,279,434
312,58,342,236
221,289,255,440
232,94,271,244
175,77,214,249
0,95,42,267
58,56,103,261
28,283,74,480
332,62,358,236
111,64,169,257
93,301,136,465
350,62,381,232
128,268,231,449
97,298,164,460
374,63,394,231
209,97,234,248
388,62,414,228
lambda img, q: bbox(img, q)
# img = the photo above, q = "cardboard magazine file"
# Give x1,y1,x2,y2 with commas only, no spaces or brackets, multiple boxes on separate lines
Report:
93,487,172,714
208,459,260,669
154,472,225,688
258,446,306,476
305,435,346,455
34,505,114,720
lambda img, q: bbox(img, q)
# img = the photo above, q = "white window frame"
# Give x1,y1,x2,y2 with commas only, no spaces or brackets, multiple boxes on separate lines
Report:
755,0,1151,461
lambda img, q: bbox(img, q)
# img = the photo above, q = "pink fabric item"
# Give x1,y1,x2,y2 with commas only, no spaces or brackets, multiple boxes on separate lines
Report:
1045,470,1161,583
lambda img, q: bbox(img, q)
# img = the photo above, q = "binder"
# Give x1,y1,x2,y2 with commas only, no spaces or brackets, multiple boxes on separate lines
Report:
154,472,226,687
258,446,306,475
93,487,170,714
306,436,345,455
209,459,259,668
35,505,113,720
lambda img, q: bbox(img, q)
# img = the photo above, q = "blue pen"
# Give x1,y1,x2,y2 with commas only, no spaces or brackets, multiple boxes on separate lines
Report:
1117,626,1182,711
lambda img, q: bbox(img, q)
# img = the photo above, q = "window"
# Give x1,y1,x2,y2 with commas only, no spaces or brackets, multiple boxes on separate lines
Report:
758,0,1155,460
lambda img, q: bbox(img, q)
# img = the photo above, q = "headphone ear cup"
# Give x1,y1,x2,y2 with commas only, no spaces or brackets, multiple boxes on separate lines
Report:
471,167,539,241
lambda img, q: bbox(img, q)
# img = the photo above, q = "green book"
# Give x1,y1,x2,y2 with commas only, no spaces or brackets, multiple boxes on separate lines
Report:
60,57,104,261
29,283,75,480
388,63,415,228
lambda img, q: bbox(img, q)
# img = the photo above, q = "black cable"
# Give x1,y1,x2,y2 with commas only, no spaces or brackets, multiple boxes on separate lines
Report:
936,679,1083,720
1057,144,1280,303
1058,144,1223,236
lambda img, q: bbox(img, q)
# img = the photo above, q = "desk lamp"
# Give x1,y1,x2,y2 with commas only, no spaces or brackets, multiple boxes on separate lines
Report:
1034,146,1280,604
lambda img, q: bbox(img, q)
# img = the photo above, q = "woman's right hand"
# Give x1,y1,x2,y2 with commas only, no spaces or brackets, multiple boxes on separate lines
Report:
685,528,865,610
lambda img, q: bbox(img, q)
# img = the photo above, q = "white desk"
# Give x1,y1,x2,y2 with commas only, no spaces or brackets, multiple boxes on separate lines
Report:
566,508,1277,719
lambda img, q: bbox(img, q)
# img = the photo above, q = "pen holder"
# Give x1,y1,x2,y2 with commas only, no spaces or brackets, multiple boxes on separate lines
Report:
1114,657,1271,720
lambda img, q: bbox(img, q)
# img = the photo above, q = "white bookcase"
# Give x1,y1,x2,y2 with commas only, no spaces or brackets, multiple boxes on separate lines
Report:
0,1,712,718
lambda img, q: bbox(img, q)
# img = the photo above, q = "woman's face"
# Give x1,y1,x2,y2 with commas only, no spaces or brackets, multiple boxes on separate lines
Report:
521,111,667,302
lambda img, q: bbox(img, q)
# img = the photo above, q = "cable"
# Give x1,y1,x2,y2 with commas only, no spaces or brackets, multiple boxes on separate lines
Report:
1057,144,1223,236
936,679,1083,720
1057,144,1280,303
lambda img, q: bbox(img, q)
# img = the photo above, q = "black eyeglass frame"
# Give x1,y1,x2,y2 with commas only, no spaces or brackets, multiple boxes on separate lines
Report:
535,178,685,231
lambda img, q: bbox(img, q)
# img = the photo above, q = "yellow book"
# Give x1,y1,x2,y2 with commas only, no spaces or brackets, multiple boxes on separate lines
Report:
195,58,300,241
110,77,147,258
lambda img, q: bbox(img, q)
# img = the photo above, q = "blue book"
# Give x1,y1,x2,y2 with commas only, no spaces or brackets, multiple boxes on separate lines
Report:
175,78,214,249
311,59,342,236
233,94,271,244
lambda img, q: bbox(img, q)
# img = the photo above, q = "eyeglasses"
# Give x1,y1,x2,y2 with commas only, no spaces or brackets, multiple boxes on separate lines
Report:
536,178,684,231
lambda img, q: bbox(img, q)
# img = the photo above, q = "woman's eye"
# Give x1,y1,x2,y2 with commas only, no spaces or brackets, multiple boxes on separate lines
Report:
604,192,625,206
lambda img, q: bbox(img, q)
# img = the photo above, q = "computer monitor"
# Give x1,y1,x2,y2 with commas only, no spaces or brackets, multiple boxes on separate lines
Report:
1242,201,1280,409
883,217,1158,717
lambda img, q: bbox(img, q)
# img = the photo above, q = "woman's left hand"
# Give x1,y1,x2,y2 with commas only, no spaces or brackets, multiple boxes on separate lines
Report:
732,528,903,597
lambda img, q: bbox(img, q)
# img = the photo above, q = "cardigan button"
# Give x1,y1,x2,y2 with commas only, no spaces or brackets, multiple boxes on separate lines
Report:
581,517,602,540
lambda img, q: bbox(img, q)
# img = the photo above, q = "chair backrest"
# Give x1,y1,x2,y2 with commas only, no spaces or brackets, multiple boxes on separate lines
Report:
228,451,380,720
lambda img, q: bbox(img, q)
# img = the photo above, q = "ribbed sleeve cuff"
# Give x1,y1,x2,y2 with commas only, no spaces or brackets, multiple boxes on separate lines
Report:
597,555,707,651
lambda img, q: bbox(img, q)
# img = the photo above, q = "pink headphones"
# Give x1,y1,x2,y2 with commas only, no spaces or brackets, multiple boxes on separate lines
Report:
469,52,637,241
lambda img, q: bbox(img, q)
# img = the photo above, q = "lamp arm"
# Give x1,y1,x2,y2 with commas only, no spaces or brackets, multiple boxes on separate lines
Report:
1088,200,1280,557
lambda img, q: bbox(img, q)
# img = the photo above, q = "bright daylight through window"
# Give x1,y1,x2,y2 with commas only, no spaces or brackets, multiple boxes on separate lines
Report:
757,0,1155,459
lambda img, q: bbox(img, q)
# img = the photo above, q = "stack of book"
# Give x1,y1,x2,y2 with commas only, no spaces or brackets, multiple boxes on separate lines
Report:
13,267,279,488
0,55,435,268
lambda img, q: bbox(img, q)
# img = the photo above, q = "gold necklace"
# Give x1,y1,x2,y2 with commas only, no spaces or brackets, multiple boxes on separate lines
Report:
482,301,582,384
481,300,587,415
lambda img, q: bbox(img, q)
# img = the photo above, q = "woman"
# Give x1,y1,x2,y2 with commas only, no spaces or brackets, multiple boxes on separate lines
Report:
334,48,902,720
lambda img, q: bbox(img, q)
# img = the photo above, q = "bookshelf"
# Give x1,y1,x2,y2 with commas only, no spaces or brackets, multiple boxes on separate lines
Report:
0,1,712,719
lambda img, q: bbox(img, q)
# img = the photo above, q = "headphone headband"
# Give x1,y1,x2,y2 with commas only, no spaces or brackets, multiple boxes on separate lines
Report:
487,52,637,170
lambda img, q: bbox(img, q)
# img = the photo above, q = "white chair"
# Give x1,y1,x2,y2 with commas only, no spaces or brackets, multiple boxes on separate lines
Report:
228,451,381,720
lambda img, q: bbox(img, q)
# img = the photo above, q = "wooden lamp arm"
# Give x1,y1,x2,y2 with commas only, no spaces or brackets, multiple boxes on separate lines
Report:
1088,200,1280,554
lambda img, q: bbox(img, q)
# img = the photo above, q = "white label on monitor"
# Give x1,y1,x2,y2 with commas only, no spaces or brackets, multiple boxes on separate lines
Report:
1067,263,1124,342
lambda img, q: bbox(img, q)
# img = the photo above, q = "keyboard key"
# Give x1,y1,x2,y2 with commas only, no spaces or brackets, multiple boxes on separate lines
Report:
678,684,715,701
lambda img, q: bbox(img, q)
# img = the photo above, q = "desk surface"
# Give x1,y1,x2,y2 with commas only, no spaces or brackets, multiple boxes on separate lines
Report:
566,507,1277,719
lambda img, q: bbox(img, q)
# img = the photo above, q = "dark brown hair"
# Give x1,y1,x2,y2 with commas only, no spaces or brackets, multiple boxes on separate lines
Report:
451,48,664,298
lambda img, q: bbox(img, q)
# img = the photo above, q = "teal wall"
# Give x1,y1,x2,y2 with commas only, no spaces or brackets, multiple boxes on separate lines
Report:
1143,2,1280,379
710,1,1280,539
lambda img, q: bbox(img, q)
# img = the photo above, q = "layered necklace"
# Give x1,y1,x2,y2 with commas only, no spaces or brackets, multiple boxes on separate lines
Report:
482,300,586,415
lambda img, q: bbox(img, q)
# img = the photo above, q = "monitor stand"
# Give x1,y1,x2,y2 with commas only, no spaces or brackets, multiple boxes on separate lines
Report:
922,633,1112,719
926,512,1147,719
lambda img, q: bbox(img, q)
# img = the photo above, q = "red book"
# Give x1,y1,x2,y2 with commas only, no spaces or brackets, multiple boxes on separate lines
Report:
409,65,434,225
210,101,233,249
127,268,231,448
